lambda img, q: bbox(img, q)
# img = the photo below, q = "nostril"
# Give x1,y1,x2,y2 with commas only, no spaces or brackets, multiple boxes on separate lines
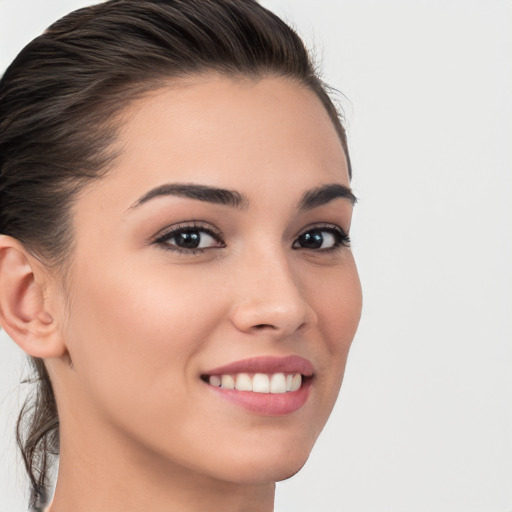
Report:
253,324,276,330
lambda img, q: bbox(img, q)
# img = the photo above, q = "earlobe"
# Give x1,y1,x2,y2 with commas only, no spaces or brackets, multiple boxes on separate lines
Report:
0,235,66,358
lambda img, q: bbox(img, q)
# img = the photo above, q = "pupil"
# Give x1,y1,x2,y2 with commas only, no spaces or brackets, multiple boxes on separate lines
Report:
299,231,323,249
176,230,200,248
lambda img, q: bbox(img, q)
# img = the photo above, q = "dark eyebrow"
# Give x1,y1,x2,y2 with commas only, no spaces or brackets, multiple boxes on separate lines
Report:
129,183,249,210
298,183,357,210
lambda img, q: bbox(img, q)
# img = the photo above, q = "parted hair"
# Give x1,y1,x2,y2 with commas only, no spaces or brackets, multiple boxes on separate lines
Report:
0,0,351,509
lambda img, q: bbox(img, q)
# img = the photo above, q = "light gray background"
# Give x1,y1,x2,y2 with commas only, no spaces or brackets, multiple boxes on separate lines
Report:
1,1,511,511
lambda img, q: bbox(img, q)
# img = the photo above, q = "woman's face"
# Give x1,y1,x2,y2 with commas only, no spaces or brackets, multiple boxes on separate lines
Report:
51,75,362,484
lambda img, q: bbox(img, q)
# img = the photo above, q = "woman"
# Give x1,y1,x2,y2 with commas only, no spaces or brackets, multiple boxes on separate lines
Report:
0,1,362,511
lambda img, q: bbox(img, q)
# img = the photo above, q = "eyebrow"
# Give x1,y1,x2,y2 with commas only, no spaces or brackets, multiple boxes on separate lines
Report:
297,183,357,210
130,182,356,211
130,183,249,210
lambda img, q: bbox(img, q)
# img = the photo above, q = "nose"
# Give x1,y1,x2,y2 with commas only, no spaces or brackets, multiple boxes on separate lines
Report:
230,250,317,338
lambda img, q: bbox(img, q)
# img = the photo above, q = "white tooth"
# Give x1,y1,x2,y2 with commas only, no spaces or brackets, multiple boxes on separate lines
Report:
221,375,235,390
290,373,302,392
209,375,221,387
235,373,252,391
286,374,293,392
252,373,270,393
270,373,287,394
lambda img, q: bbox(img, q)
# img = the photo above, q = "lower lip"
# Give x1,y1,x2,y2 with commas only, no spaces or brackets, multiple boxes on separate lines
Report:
203,377,313,416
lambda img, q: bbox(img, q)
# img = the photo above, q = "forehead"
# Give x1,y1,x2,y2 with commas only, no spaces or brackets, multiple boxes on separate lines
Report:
118,76,346,174
79,75,350,216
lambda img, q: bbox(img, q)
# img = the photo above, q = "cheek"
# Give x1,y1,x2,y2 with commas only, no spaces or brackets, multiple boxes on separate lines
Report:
304,255,362,414
311,255,362,356
61,255,242,473
65,257,229,412
73,255,223,342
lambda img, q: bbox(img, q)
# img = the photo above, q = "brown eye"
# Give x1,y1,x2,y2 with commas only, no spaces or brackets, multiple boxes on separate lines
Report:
297,230,325,249
173,230,204,249
293,226,350,251
155,226,224,252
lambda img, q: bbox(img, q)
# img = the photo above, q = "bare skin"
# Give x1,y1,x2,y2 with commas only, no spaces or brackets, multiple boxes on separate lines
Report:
0,75,362,512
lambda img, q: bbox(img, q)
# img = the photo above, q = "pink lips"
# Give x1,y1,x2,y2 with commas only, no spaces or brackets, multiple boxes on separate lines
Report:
202,355,314,416
204,355,314,377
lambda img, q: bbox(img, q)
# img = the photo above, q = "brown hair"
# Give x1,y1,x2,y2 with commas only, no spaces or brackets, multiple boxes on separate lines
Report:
0,0,351,509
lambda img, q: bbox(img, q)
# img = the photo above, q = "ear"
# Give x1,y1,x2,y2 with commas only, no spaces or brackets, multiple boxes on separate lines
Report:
0,235,67,358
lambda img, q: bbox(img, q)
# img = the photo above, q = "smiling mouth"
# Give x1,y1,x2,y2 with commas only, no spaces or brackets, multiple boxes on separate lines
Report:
201,372,309,394
200,356,315,415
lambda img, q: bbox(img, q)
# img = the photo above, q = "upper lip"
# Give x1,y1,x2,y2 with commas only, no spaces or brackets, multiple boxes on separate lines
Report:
203,355,314,377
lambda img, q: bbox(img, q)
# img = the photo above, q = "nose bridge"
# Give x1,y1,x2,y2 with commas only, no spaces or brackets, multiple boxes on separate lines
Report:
231,243,316,336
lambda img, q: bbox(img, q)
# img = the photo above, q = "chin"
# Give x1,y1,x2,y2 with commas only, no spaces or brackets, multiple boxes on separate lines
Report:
272,457,309,482
220,461,309,486
211,441,313,485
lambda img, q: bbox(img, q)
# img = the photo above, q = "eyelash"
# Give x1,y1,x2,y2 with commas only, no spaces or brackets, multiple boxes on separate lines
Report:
153,222,224,254
153,222,350,254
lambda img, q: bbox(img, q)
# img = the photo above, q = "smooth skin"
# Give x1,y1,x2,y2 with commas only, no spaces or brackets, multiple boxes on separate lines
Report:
0,75,362,512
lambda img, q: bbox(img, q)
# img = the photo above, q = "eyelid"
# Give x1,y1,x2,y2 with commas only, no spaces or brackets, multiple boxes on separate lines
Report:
296,222,349,238
153,220,220,239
